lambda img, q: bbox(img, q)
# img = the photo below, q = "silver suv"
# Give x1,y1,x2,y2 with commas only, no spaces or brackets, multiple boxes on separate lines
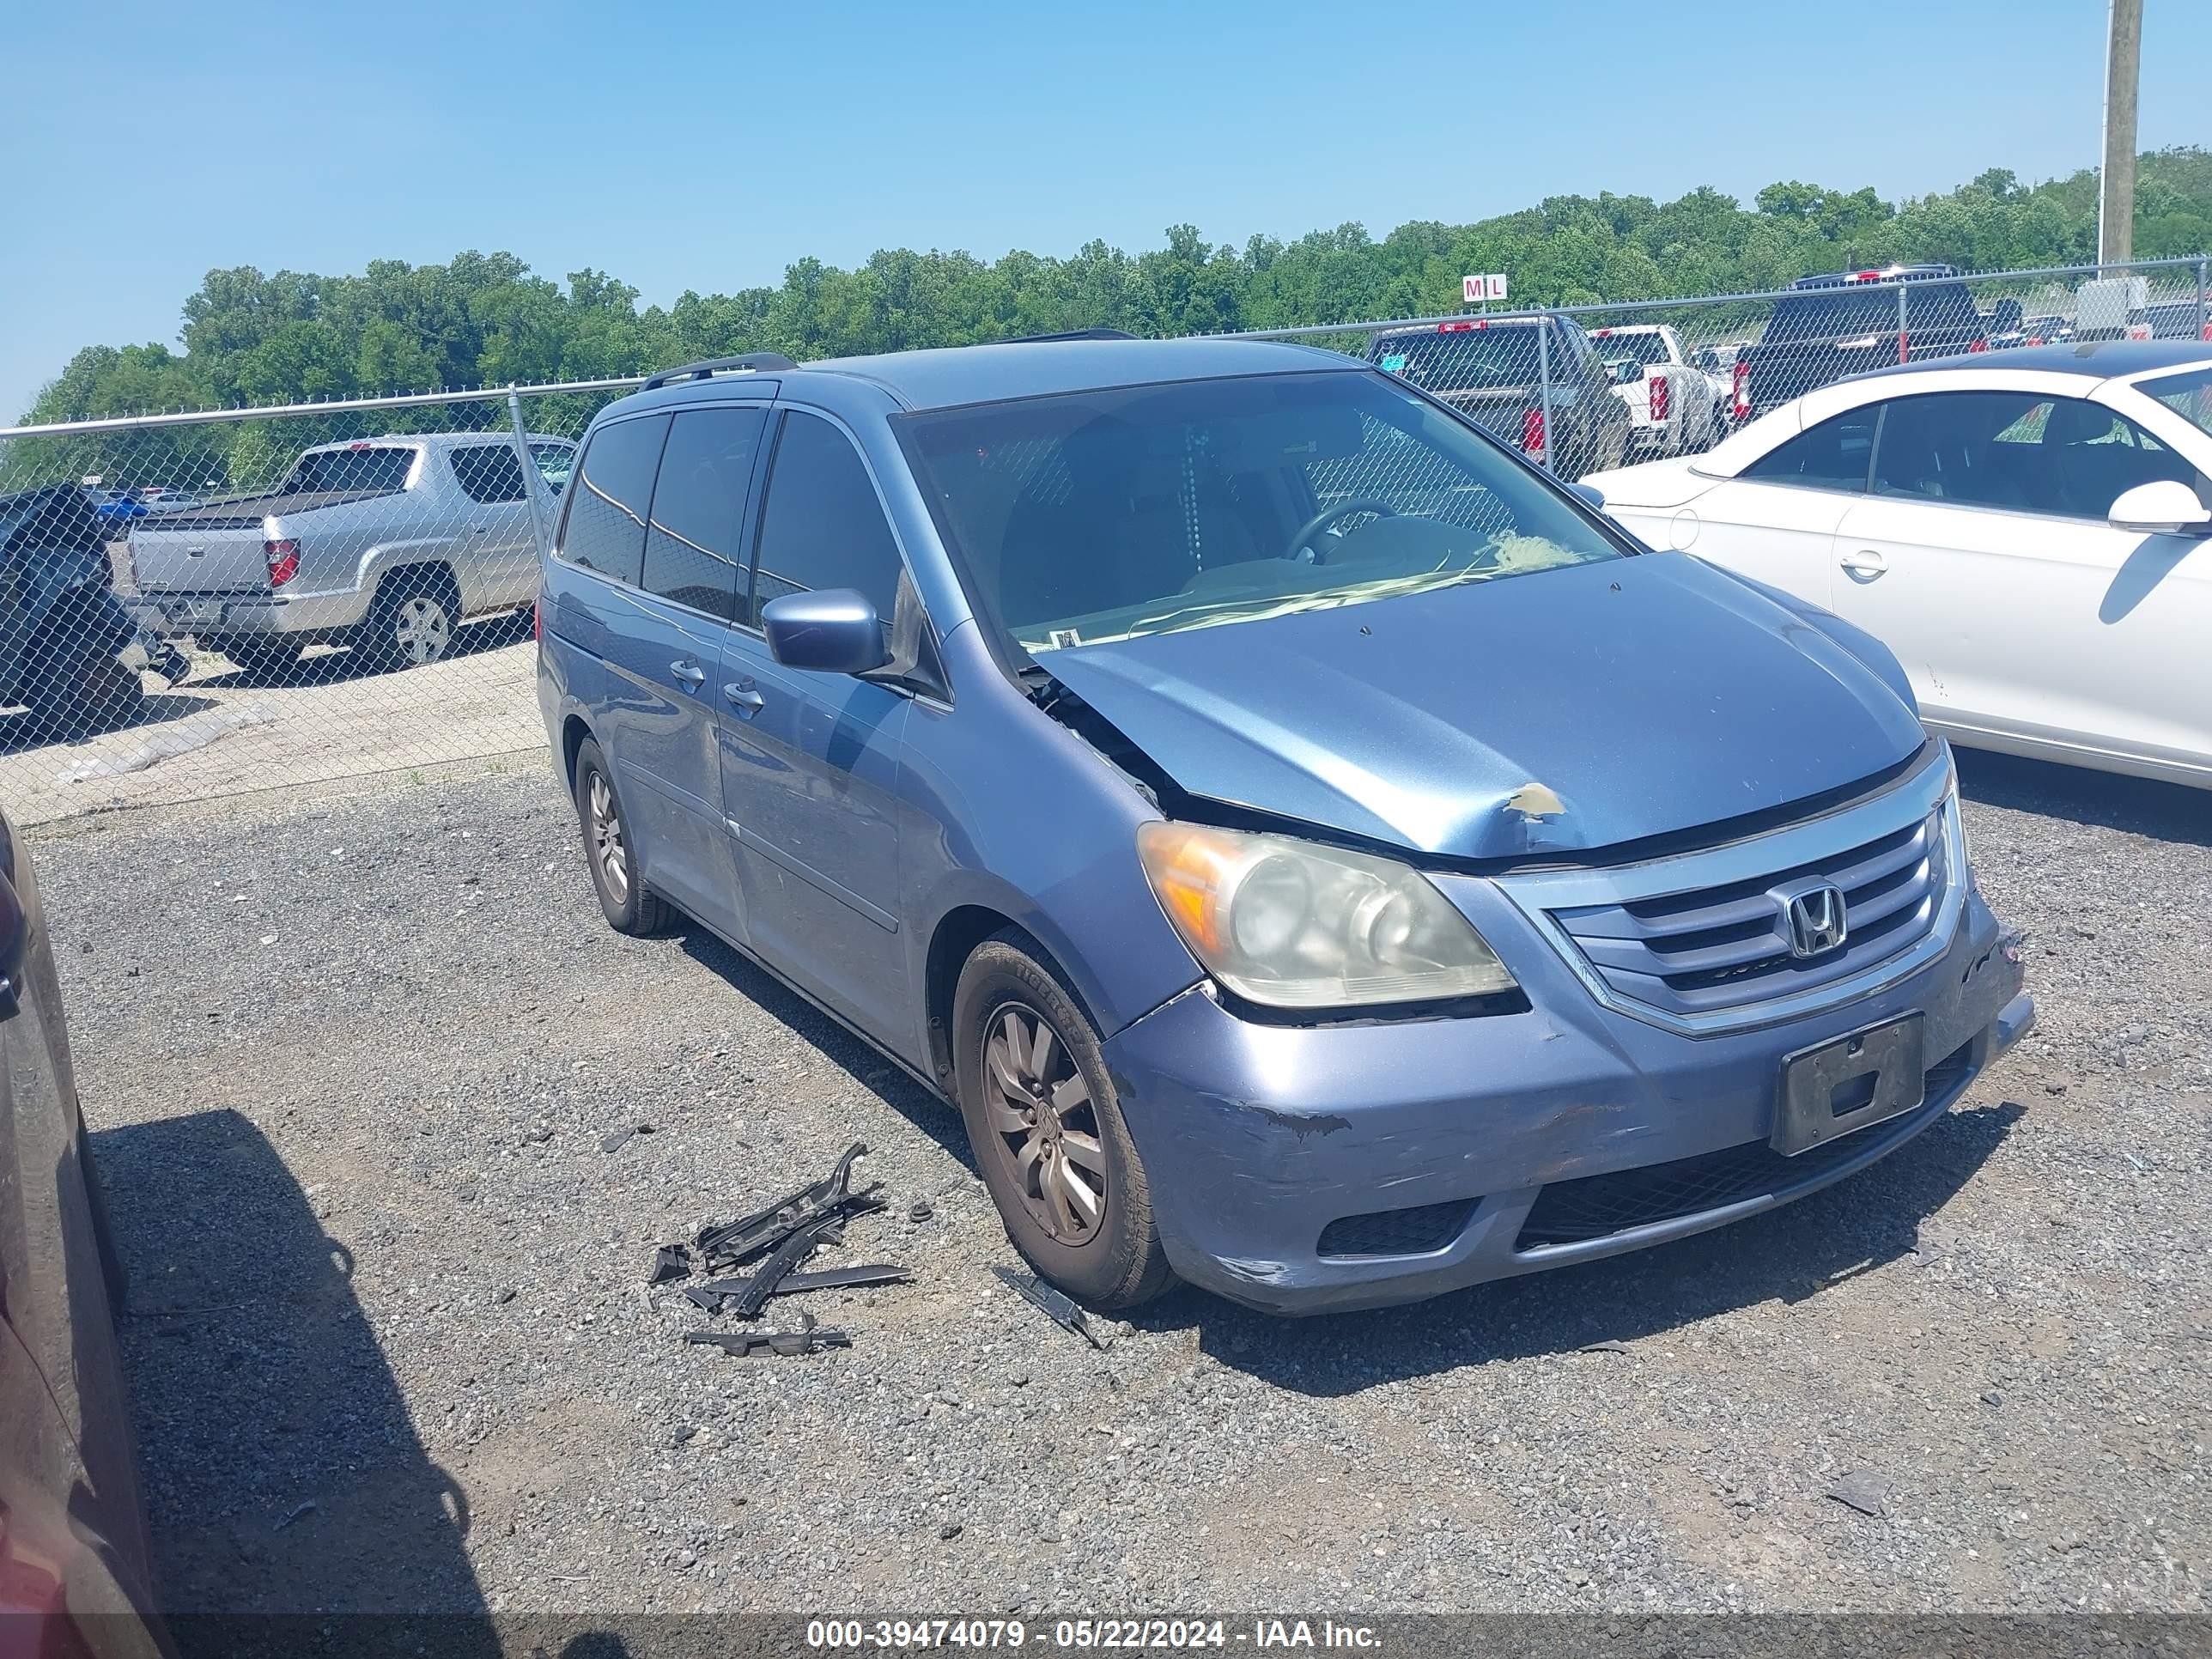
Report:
128,432,571,673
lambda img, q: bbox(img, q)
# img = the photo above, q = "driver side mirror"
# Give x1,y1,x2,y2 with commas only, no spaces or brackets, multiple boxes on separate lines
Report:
2108,480,2212,536
761,589,892,675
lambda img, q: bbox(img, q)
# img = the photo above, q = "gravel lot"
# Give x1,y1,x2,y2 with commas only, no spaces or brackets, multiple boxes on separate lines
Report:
0,616,539,828
27,748,2210,1622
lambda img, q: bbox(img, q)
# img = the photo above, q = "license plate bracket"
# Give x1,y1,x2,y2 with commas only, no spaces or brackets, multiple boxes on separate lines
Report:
1773,1013,1926,1157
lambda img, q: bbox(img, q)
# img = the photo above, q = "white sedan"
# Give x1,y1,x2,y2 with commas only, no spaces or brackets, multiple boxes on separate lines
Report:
1581,341,2212,790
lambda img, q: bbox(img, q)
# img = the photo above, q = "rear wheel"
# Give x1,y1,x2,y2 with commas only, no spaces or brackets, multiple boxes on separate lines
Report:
571,736,668,935
952,931,1172,1309
359,571,459,670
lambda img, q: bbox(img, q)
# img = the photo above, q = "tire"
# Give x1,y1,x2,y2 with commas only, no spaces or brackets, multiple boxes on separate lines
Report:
25,630,143,741
76,1115,129,1314
952,931,1172,1309
571,736,668,936
359,570,459,671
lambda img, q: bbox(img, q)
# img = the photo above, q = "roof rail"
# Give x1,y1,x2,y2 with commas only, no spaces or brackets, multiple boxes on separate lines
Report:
994,328,1139,344
641,353,797,391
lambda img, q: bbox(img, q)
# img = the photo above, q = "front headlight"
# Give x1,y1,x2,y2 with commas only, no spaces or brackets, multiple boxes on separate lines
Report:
1136,821,1517,1010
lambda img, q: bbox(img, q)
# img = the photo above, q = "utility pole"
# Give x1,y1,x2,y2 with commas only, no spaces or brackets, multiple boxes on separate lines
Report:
2098,0,2142,268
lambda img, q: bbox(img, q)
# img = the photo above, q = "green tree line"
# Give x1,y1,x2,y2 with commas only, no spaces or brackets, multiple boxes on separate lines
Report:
13,149,2212,486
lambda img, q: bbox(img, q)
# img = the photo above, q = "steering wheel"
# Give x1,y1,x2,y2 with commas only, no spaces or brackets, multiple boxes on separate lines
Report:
1284,498,1398,564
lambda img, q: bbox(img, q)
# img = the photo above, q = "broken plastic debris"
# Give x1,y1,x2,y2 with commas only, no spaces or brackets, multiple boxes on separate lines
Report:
683,1311,852,1358
993,1264,1109,1350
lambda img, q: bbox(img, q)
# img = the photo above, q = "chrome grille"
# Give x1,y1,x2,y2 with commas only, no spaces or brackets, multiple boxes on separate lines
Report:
1494,757,1965,1035
1551,807,1947,1018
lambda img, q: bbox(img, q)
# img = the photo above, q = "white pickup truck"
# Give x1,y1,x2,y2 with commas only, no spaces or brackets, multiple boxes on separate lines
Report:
1587,324,1727,457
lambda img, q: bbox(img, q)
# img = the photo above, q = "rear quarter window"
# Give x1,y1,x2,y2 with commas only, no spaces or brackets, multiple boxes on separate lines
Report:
448,443,532,505
285,446,417,495
557,415,670,587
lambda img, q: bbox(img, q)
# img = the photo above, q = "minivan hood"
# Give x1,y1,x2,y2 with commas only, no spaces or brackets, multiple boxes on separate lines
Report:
1040,552,1923,861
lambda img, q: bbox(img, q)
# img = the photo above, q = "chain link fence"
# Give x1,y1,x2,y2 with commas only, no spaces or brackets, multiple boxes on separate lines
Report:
1,252,2206,827
0,380,641,824
1236,253,2212,476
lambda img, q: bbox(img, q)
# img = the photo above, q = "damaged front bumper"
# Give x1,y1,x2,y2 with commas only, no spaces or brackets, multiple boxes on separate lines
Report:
1103,872,2030,1316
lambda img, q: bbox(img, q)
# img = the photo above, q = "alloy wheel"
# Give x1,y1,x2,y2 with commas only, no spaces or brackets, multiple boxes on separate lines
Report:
981,1002,1107,1246
392,595,453,664
586,771,629,901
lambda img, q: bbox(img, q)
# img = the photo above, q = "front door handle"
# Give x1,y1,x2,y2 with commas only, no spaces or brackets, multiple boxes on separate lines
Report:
723,681,765,716
1839,549,1888,578
670,659,707,688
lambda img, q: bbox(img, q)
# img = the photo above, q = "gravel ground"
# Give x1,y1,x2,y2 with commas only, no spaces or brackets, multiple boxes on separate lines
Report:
27,748,2210,1620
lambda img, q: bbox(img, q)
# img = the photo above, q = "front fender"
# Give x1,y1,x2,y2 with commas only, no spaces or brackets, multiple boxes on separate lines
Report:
897,625,1204,1050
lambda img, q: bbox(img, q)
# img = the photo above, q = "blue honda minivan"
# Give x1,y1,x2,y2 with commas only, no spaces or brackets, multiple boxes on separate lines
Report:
536,334,2032,1316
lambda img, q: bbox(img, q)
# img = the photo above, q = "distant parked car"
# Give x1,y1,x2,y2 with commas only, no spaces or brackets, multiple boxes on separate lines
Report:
1583,341,2212,789
541,338,2031,1317
86,488,150,531
2017,314,2075,347
0,486,146,738
1731,266,2008,421
0,805,168,1653
1587,323,1726,455
1369,315,1634,477
2142,300,2212,343
127,432,573,675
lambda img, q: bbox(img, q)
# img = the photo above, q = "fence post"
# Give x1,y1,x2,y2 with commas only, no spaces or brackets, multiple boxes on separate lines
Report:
1536,313,1554,473
2198,258,2209,343
507,386,550,562
1897,279,1911,365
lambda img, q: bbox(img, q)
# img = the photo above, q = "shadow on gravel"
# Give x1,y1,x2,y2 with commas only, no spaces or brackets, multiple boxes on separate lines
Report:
675,924,975,1173
1139,1100,2026,1397
196,607,533,691
0,692,222,756
1957,748,2211,848
93,1109,495,1656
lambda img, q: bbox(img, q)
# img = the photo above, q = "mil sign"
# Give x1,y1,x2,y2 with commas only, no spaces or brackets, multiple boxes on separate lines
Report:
1462,273,1509,304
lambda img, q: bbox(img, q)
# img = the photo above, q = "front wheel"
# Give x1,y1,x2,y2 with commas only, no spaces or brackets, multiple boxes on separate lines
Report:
952,932,1172,1309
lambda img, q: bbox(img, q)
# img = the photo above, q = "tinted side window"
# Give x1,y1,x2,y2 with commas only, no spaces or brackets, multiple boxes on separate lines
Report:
641,408,767,620
1875,390,2203,518
448,444,530,505
559,415,669,586
1741,408,1876,491
748,412,904,627
287,447,416,495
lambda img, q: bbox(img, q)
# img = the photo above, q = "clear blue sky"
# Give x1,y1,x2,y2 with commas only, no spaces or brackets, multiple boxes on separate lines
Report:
6,0,2206,422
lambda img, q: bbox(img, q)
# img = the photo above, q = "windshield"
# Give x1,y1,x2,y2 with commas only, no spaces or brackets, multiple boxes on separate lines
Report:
902,370,1625,656
2141,366,2212,439
1589,331,1669,368
282,446,416,495
1370,328,1550,392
